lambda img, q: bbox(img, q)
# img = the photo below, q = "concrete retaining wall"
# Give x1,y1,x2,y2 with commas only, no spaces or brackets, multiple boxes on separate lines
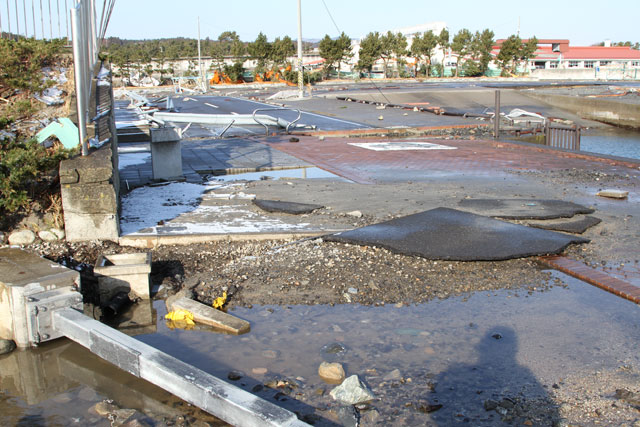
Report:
523,92,640,129
60,64,120,242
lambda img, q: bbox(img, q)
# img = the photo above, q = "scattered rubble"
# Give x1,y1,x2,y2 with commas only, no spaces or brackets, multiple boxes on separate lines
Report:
330,375,375,405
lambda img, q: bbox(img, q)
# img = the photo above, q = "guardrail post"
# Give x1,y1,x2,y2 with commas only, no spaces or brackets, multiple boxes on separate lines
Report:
494,90,500,139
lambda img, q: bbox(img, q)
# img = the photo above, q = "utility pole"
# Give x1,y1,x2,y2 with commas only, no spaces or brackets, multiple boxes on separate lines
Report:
197,17,204,92
297,0,304,99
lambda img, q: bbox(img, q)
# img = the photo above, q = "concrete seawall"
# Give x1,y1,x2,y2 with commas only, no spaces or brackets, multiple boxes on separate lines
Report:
523,92,640,129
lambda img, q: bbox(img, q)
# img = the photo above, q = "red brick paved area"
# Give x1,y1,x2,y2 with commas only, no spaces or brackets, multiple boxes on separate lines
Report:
264,136,640,184
540,256,640,305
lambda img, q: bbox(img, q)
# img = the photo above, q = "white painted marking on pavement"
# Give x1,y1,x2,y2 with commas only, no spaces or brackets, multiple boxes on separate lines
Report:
348,142,457,151
205,103,219,109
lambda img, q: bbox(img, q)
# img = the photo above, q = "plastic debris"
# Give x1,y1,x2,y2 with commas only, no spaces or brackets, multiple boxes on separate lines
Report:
212,291,227,310
165,309,195,329
35,118,79,149
34,87,65,106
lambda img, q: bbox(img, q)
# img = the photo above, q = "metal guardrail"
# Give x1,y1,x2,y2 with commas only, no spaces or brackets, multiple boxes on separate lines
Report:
252,107,302,135
545,122,581,151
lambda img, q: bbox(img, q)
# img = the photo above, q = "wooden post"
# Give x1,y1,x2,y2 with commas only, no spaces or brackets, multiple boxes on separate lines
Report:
544,120,550,146
494,90,500,139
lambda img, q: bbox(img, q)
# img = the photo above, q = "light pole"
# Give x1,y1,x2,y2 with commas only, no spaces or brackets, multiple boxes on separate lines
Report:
297,0,303,98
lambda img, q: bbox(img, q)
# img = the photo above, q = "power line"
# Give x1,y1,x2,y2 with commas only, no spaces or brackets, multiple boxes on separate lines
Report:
321,0,340,35
320,0,392,105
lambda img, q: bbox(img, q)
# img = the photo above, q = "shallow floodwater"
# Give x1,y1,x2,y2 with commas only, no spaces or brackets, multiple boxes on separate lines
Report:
581,127,640,160
2,272,638,425
211,166,351,182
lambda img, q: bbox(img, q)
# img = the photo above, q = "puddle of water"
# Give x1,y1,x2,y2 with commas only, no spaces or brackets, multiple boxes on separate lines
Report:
137,272,638,424
211,167,351,182
3,272,638,425
0,340,225,426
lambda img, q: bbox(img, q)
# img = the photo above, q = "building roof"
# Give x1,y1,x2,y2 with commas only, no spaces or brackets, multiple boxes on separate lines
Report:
562,46,640,60
491,39,640,61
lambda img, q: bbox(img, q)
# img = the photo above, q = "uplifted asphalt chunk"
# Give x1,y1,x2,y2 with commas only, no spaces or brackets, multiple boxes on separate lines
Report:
525,215,602,234
458,199,594,220
324,208,588,261
253,199,324,215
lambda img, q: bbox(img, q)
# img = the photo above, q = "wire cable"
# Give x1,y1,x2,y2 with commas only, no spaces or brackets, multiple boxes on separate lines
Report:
320,0,392,106
321,0,340,36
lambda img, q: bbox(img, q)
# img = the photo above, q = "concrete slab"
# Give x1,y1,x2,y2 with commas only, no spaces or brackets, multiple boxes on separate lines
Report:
253,199,324,215
458,199,595,220
324,208,589,261
0,248,80,347
525,216,602,234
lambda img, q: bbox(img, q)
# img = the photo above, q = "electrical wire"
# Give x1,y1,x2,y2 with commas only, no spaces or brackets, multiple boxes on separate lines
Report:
321,0,340,36
320,0,392,106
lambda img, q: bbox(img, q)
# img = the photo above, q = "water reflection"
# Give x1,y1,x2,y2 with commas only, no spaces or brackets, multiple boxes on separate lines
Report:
0,340,225,426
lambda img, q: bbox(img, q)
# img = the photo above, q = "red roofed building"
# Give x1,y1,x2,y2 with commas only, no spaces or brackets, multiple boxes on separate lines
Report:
492,39,640,78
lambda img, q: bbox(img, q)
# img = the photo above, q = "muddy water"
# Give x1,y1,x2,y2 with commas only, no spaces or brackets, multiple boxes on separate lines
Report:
2,272,638,425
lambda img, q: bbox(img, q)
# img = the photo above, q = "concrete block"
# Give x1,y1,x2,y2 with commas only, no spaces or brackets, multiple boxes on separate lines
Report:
150,127,183,180
62,212,119,243
61,183,118,214
94,253,152,303
0,248,80,347
150,127,181,143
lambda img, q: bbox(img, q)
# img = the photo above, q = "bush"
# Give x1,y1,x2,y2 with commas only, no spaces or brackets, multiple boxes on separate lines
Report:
462,60,483,77
223,62,245,82
0,37,65,93
0,137,74,214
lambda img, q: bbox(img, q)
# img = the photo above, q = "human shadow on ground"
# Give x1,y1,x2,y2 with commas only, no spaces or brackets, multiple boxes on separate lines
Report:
427,326,561,426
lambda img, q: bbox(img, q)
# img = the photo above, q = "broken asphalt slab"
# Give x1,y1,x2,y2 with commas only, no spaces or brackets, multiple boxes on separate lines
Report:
252,199,324,215
458,199,595,220
525,216,602,234
324,207,589,261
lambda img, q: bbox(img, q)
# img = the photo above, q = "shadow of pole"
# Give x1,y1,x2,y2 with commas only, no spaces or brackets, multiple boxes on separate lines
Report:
428,326,561,426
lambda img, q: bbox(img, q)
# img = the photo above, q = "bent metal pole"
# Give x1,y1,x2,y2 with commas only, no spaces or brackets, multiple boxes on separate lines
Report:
53,308,309,427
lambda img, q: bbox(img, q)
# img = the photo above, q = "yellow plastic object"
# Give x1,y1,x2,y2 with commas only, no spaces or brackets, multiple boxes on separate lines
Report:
212,291,227,310
165,309,195,329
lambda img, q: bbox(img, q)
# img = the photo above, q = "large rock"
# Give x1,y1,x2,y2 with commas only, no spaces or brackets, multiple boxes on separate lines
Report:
318,361,346,384
330,375,375,405
8,230,36,245
38,230,60,242
0,339,16,355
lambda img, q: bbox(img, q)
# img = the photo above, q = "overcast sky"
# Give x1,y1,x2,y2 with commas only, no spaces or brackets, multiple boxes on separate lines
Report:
2,0,638,46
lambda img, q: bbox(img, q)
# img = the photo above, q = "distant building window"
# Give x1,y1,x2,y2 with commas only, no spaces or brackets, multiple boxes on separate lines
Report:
549,62,558,69
552,43,560,52
584,61,595,68
632,61,640,67
568,61,580,68
600,61,611,66
534,61,546,69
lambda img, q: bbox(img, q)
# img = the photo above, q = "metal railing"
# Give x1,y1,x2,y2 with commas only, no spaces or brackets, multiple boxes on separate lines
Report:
545,122,581,151
252,107,302,135
71,0,115,155
71,0,97,155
